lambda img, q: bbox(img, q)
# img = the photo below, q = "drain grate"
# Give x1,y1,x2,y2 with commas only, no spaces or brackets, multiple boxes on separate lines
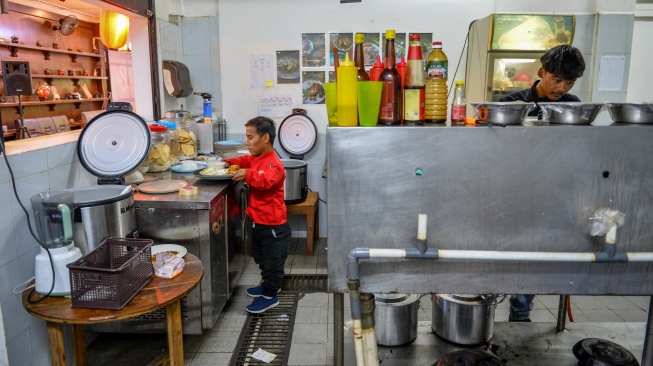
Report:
229,293,299,366
281,274,328,293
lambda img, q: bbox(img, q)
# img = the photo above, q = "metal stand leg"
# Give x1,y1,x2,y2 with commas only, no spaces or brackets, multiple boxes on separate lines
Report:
334,292,344,366
642,296,653,364
556,294,568,332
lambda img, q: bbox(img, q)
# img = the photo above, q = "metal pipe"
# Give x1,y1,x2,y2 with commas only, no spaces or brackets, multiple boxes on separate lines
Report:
334,292,344,366
642,296,653,365
556,295,568,332
348,278,365,365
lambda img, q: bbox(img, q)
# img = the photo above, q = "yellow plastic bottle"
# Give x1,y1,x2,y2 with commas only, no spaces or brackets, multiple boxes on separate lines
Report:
337,53,358,127
424,41,448,123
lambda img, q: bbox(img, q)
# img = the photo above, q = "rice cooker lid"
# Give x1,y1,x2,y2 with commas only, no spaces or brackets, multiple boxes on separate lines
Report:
77,110,151,183
64,185,133,207
278,109,317,159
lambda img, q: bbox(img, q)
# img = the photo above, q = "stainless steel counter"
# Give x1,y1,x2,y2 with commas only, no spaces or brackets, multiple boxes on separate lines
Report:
92,170,248,335
327,125,653,295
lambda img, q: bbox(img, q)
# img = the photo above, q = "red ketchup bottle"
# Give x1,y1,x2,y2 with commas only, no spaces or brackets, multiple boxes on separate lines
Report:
369,55,384,81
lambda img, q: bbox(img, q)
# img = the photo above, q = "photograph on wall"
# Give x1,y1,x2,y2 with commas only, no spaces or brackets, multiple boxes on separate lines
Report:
490,14,575,51
302,33,326,67
382,32,406,63
329,33,353,66
277,50,300,84
362,33,380,66
302,71,326,105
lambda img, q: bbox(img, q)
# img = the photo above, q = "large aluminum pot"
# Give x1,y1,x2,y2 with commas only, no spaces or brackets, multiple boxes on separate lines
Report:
374,294,420,346
65,185,138,255
432,294,504,345
471,102,534,125
281,159,307,204
539,102,603,125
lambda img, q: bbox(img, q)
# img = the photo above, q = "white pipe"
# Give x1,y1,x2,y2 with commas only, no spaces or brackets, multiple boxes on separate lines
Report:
606,224,618,244
352,319,365,366
362,331,379,366
438,250,596,262
417,214,427,240
628,253,653,262
369,249,406,258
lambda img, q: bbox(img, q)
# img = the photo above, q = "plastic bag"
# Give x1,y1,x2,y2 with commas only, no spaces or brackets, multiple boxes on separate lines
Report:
590,208,625,236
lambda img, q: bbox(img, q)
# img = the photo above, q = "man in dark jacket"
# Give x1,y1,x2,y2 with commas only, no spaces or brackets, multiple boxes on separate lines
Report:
500,44,585,321
500,44,586,118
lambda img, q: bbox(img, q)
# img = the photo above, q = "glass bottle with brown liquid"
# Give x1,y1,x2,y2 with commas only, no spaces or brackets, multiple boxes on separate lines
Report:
378,30,402,125
354,33,370,81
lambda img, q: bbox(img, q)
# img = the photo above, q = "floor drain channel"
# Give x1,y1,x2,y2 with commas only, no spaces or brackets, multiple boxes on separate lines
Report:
281,274,328,293
229,293,299,366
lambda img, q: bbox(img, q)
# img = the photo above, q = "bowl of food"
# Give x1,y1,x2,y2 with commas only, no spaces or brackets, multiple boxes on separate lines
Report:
605,103,653,124
470,102,534,125
539,102,603,125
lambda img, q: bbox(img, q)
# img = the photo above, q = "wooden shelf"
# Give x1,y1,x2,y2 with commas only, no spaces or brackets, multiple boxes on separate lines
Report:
32,74,108,81
0,98,108,111
0,42,102,61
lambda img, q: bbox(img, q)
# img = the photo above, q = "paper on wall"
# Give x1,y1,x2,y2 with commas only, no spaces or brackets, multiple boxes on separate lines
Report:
259,94,293,118
250,54,274,89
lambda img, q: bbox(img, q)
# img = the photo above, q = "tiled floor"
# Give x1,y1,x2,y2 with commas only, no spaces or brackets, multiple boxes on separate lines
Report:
88,237,651,365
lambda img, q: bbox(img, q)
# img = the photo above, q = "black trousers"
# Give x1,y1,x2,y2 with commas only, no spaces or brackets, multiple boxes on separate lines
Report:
252,222,291,297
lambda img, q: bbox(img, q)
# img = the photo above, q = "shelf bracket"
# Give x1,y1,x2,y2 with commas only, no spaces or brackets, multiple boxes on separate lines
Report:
48,104,56,112
9,46,18,57
71,54,78,63
43,51,51,60
74,102,81,109
72,79,80,87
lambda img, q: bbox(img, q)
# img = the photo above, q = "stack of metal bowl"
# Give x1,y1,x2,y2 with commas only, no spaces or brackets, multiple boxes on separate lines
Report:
539,102,603,125
470,102,534,125
605,103,653,124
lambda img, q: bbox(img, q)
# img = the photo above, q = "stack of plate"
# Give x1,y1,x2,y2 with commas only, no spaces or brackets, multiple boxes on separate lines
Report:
214,140,247,157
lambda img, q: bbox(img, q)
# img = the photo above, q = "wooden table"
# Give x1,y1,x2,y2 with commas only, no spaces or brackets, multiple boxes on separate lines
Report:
22,253,203,366
69,121,87,130
3,129,16,140
286,191,319,256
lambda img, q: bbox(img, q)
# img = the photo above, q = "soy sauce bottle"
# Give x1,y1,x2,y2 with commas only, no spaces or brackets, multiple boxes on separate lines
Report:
378,30,402,125
354,33,370,81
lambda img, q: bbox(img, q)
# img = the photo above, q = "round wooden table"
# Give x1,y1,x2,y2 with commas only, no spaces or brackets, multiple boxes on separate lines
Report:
22,253,203,366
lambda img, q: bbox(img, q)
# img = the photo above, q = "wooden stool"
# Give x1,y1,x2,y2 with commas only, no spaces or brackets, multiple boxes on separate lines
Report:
286,191,319,256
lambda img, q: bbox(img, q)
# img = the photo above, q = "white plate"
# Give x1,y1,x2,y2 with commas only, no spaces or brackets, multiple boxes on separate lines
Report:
138,180,187,194
171,162,207,173
124,173,158,184
151,244,187,261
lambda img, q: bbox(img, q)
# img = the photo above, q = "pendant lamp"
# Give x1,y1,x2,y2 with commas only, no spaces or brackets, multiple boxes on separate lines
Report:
100,10,130,49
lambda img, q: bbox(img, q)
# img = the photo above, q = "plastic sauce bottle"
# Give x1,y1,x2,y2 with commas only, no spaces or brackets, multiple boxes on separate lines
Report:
378,30,403,126
424,41,448,123
369,56,384,81
354,33,370,81
403,34,425,125
337,53,358,127
451,80,467,125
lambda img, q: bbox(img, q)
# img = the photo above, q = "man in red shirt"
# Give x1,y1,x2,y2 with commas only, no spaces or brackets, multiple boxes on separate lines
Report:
225,116,290,313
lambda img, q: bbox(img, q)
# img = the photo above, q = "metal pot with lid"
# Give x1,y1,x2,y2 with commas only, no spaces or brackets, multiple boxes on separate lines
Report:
374,293,420,346
72,110,151,254
163,109,194,124
278,109,317,204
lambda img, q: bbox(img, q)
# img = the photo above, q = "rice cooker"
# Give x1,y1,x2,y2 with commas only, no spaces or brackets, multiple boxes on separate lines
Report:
70,110,151,254
278,109,317,204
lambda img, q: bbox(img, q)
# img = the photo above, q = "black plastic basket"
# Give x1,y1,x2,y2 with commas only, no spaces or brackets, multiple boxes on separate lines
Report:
67,237,154,309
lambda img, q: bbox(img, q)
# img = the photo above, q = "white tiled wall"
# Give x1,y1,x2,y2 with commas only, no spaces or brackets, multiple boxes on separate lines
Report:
0,141,90,365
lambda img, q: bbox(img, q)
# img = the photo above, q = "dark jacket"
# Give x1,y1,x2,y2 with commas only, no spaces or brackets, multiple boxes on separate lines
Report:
499,80,580,117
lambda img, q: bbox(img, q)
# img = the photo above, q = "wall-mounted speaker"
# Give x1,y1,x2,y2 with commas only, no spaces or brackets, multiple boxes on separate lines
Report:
2,60,33,96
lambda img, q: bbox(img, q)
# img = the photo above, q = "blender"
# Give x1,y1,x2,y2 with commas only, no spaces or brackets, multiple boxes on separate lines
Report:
31,191,83,296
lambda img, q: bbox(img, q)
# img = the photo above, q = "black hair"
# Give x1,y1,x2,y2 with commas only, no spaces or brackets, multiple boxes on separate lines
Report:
540,45,585,81
245,116,276,145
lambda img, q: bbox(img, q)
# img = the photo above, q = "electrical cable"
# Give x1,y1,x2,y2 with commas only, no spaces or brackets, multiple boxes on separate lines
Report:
0,117,58,303
447,19,478,98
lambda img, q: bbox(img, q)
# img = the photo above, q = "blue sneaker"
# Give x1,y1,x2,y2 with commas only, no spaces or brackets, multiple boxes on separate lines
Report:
246,296,279,314
246,285,280,298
